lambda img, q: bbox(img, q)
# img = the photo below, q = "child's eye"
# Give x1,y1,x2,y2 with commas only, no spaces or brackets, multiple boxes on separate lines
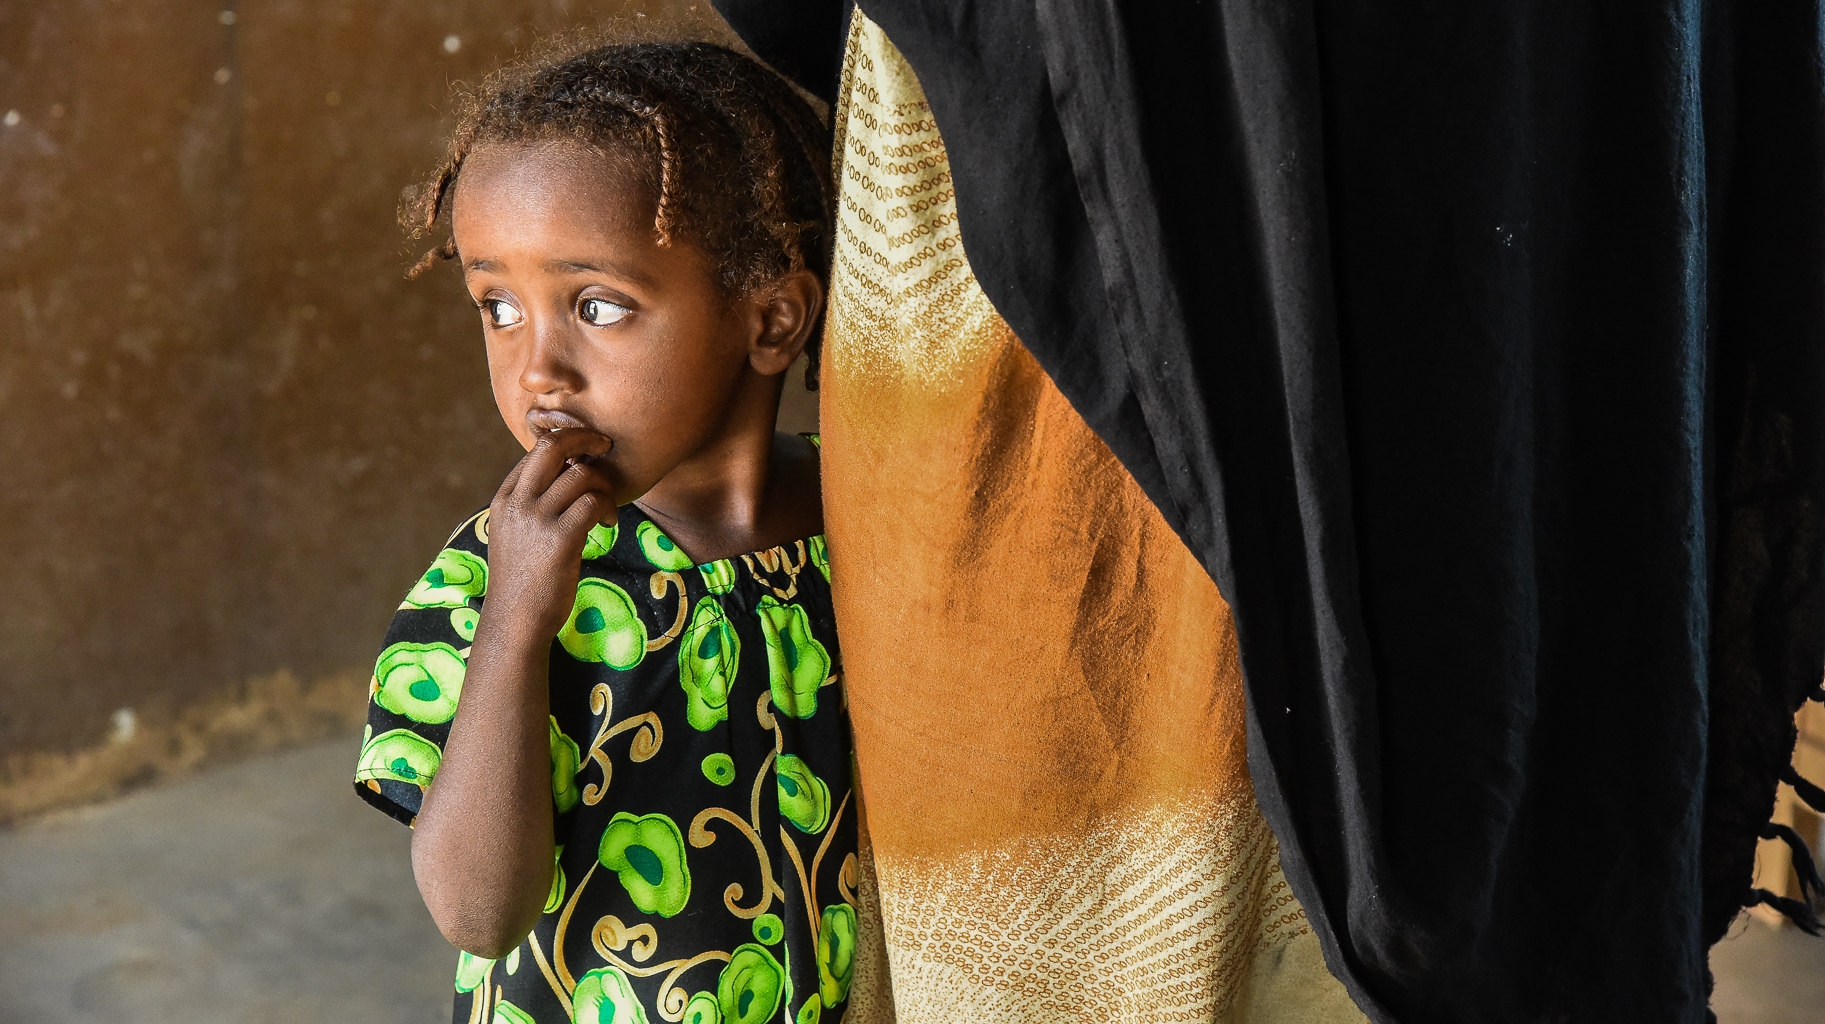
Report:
579,298,630,327
482,299,523,328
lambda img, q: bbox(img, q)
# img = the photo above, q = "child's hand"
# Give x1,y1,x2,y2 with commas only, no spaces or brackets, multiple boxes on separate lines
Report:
482,428,616,642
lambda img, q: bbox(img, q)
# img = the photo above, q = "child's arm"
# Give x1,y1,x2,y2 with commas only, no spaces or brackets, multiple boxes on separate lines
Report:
410,428,614,958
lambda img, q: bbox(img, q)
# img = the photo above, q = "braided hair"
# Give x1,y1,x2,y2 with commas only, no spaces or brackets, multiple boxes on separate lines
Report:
403,41,833,386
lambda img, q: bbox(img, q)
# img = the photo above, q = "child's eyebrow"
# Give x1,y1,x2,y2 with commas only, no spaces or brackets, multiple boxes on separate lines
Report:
543,257,653,287
460,255,654,289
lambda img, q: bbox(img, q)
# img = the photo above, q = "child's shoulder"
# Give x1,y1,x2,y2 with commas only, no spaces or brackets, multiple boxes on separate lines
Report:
439,506,493,554
394,506,491,612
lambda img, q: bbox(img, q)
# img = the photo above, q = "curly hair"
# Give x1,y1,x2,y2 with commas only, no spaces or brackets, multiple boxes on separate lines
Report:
402,40,833,386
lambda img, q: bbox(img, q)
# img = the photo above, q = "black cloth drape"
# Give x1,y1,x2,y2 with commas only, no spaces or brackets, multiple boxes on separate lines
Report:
713,1,1825,1020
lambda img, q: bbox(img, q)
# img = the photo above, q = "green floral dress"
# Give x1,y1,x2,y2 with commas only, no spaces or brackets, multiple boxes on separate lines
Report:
354,488,855,1024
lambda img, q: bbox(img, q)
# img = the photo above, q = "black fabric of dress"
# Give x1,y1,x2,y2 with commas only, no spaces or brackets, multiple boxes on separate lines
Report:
713,2,1825,1021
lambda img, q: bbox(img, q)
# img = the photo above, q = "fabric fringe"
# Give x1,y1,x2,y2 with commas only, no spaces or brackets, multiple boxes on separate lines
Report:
1780,764,1825,815
1745,887,1823,935
1735,757,1825,933
1759,821,1825,901
1745,765,1825,932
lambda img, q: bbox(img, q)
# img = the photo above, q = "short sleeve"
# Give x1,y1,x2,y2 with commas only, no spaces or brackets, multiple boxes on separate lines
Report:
353,510,491,826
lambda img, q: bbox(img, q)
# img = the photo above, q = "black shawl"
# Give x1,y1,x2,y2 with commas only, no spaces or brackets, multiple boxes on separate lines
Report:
713,1,1825,1020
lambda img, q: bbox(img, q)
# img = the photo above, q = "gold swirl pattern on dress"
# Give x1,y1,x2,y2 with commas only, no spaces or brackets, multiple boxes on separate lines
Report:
591,914,660,962
582,683,665,806
741,541,807,601
643,570,688,652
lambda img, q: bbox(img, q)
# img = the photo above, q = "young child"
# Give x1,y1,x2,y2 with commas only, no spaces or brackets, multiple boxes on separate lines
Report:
352,42,856,1024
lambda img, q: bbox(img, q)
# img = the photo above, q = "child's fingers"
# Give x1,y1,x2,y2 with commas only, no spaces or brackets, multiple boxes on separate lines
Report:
515,428,613,501
537,460,616,526
494,458,527,502
555,487,612,538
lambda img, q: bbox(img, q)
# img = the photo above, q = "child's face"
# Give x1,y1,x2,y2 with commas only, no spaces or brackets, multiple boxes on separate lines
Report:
450,141,774,505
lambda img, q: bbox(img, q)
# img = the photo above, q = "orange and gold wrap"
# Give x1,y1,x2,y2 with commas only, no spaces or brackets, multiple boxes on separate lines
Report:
818,11,1367,1024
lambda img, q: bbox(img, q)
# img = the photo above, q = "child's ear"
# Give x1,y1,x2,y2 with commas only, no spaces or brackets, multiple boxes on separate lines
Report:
747,270,825,376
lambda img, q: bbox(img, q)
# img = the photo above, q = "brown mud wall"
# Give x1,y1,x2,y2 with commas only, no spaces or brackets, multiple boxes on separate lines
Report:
0,0,810,822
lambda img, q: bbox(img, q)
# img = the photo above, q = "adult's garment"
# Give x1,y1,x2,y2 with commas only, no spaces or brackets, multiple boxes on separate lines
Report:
714,1,1825,1022
811,14,1367,1022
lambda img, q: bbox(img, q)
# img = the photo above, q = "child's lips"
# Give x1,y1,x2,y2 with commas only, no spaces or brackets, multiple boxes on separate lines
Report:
525,407,595,434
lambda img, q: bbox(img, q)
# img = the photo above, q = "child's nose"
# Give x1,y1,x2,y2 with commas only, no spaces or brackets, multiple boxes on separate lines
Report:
519,325,583,395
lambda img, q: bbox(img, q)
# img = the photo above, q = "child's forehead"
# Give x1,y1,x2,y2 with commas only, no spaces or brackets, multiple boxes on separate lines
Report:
458,139,652,209
448,141,719,285
450,141,661,252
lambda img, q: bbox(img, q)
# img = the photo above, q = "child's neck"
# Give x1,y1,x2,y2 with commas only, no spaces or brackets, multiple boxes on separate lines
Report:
629,392,822,565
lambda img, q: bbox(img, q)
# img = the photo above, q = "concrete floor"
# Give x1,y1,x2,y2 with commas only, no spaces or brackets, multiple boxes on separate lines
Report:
0,740,1821,1023
0,740,455,1024
1712,915,1825,1023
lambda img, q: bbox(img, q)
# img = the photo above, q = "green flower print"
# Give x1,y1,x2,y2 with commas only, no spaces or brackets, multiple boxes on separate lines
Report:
638,520,695,571
357,729,441,786
505,946,521,974
374,642,466,724
717,944,785,1024
808,536,830,584
559,579,648,669
702,752,737,786
776,755,831,834
598,812,692,917
679,598,740,730
752,912,784,945
796,995,823,1024
698,558,738,595
492,1002,536,1024
454,950,494,993
583,522,619,561
572,965,652,1024
756,596,831,719
817,903,857,1006
550,717,583,813
683,991,721,1024
544,846,567,913
404,548,488,608
449,606,479,642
